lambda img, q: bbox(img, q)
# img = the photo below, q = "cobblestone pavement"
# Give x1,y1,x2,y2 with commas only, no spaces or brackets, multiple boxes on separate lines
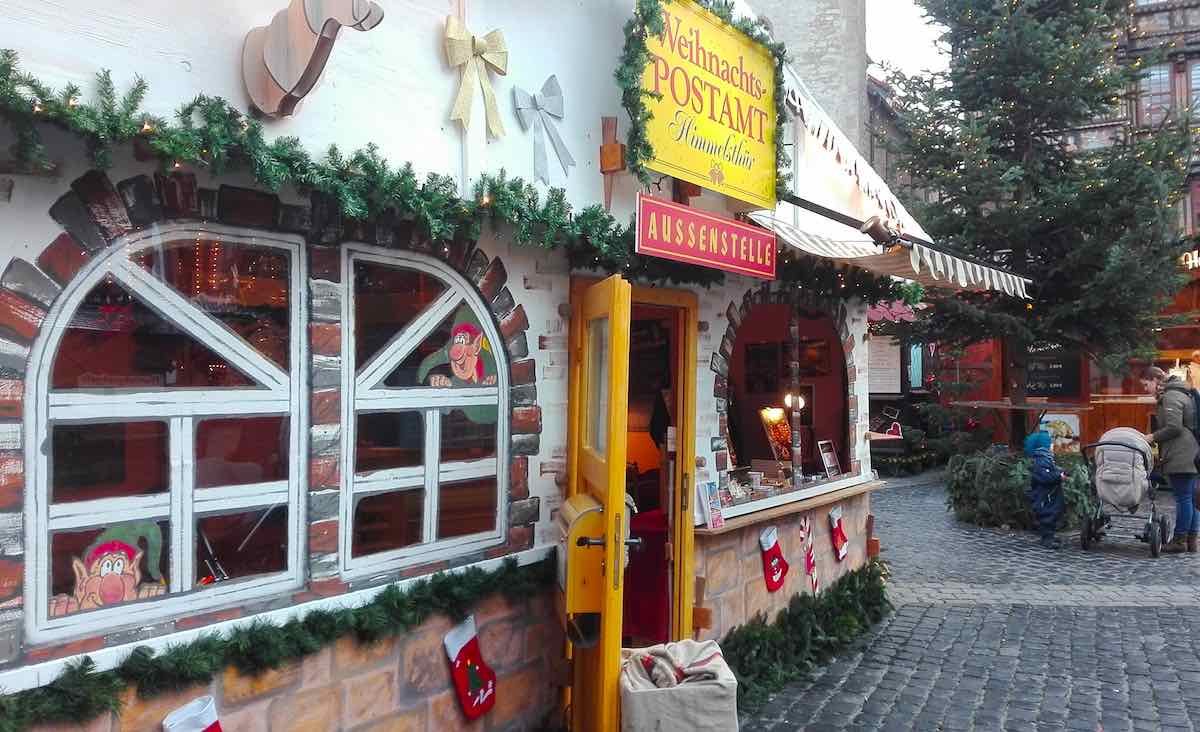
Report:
742,473,1200,731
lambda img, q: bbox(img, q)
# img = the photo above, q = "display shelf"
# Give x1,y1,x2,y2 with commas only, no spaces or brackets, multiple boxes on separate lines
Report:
696,478,884,536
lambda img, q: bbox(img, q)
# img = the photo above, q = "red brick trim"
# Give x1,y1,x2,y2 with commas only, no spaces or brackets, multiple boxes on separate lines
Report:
711,284,857,464
1,167,547,667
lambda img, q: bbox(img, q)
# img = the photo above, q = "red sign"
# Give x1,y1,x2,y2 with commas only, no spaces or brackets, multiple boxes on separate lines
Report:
635,194,776,280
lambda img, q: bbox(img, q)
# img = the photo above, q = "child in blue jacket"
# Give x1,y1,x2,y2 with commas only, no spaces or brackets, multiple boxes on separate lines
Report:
1024,430,1065,549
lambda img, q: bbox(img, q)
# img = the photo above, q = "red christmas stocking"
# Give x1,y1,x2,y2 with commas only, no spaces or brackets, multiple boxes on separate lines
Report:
444,615,497,720
830,505,849,562
759,526,789,593
162,696,222,732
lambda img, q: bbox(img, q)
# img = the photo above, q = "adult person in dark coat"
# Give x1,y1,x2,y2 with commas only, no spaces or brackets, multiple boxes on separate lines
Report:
1142,366,1200,553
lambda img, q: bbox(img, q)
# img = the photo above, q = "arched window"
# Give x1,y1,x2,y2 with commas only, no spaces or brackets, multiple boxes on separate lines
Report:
341,246,507,575
27,223,305,642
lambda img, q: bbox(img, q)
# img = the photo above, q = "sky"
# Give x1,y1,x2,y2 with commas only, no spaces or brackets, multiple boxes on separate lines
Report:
866,0,948,78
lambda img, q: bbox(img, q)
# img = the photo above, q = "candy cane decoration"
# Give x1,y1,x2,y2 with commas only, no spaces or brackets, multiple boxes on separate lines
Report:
799,515,818,593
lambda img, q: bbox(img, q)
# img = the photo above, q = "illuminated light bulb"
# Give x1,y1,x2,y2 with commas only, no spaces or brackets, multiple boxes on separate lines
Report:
67,97,78,109
31,100,42,113
480,194,491,206
141,119,155,133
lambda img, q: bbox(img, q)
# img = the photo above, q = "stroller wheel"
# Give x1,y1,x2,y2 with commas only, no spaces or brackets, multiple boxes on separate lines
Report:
1159,515,1171,551
1149,520,1162,558
1081,516,1093,550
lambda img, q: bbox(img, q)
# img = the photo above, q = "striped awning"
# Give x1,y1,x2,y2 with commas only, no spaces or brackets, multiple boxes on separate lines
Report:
749,209,1033,300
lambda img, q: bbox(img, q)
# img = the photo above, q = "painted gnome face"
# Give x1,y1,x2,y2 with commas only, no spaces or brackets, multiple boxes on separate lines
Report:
72,543,143,610
449,324,485,383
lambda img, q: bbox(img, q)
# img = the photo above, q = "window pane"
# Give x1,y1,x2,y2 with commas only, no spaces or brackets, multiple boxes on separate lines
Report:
49,520,169,617
356,411,424,473
383,305,499,389
354,261,447,370
1139,64,1172,126
353,489,424,556
437,478,497,539
196,416,289,488
133,239,291,371
51,422,168,503
586,316,610,453
441,407,498,462
196,507,287,586
51,277,259,389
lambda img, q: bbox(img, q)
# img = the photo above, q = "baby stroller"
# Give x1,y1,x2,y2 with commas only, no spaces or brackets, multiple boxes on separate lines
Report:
1080,428,1170,557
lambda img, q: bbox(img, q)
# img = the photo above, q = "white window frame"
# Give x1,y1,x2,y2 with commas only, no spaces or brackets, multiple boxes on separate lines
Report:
339,245,508,577
24,222,307,644
1189,62,1200,116
1139,63,1173,127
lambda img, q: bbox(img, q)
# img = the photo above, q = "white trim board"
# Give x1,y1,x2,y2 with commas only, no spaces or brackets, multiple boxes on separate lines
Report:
0,546,553,695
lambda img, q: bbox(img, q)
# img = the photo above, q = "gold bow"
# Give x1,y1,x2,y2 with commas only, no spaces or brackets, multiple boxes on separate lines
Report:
445,15,508,139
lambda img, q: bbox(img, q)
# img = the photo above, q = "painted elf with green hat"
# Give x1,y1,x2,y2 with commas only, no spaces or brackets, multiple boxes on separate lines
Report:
50,521,166,617
417,304,499,424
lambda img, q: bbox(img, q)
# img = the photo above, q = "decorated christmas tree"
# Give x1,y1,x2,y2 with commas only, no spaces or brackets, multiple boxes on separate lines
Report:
883,0,1194,434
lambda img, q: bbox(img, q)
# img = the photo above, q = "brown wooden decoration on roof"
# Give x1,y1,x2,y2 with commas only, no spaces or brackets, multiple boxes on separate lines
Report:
599,117,625,211
243,0,384,118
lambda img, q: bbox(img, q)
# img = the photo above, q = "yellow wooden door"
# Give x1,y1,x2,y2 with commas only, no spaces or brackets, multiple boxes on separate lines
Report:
567,275,632,732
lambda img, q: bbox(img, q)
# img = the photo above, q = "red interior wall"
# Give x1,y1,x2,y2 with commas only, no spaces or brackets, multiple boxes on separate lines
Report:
729,304,847,469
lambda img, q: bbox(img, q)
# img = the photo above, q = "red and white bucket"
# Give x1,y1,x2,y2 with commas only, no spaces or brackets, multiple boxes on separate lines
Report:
162,696,223,732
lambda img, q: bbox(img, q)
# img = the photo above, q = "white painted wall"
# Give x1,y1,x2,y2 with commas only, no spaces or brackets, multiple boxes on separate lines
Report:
0,0,653,221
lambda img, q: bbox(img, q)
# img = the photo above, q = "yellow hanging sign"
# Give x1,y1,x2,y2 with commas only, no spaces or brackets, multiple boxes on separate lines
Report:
642,0,777,209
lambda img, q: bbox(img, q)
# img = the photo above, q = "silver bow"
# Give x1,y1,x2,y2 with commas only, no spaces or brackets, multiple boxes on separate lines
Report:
513,75,575,184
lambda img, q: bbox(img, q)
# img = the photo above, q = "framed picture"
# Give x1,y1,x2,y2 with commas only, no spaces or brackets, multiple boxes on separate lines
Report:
1039,413,1081,454
759,407,791,462
797,338,830,377
818,439,841,479
744,342,780,394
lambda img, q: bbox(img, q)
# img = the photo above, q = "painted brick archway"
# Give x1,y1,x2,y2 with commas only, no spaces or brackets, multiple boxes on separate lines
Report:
0,168,544,662
708,281,862,481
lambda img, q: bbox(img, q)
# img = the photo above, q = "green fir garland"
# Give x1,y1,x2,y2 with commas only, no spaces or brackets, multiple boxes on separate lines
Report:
722,559,891,712
0,49,726,287
615,0,791,195
0,557,554,732
0,47,885,296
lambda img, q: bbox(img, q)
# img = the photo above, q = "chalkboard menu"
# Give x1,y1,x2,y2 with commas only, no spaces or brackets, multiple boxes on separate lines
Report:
1024,341,1081,398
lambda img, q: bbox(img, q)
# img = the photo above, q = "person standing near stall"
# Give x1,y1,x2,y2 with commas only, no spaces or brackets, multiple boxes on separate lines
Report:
1187,351,1200,390
1024,429,1065,550
1142,366,1200,553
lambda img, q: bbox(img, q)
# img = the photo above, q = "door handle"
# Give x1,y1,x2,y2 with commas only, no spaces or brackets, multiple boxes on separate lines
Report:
624,536,644,552
576,536,605,548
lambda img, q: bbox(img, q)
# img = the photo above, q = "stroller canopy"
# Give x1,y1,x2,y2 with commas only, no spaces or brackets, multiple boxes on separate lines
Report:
1093,427,1152,510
